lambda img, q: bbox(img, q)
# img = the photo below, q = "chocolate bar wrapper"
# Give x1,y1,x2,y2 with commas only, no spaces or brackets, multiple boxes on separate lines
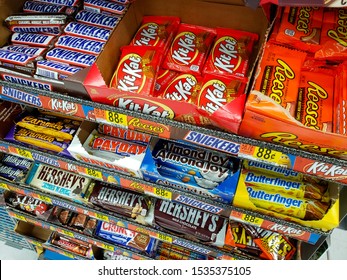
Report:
1,45,47,59
152,140,231,182
83,0,128,15
95,221,159,257
5,13,69,26
103,250,133,260
49,232,94,259
98,124,151,145
23,1,79,15
32,0,80,6
64,22,111,42
88,182,153,225
25,162,92,204
55,35,106,55
245,186,330,221
36,60,83,80
154,200,227,247
15,113,80,141
75,9,121,29
242,169,328,201
49,207,74,226
158,242,208,260
6,192,51,217
46,48,97,68
242,223,296,260
0,49,38,68
0,164,26,182
1,154,32,170
11,32,56,47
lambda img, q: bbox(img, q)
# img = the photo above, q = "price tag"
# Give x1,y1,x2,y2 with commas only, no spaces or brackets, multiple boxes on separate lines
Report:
157,233,172,243
30,240,42,247
153,188,172,200
241,214,264,227
0,183,9,190
86,168,103,180
105,111,128,128
17,148,33,160
252,147,284,165
13,213,26,221
102,243,115,251
37,195,52,204
60,229,74,238
95,213,109,222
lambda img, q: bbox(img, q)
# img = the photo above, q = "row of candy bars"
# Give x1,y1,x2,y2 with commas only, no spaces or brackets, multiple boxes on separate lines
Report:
0,153,32,182
254,6,347,135
111,15,259,115
4,110,81,159
0,0,131,80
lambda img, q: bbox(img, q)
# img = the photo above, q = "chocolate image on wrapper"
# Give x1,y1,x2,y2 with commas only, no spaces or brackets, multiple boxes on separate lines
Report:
6,192,50,217
26,162,92,202
88,182,152,224
50,233,93,258
154,200,227,246
246,186,330,221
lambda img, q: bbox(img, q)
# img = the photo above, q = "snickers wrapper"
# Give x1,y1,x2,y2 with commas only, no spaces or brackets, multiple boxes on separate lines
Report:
83,0,128,15
36,60,83,80
46,47,97,68
55,35,105,55
75,9,121,29
11,32,55,47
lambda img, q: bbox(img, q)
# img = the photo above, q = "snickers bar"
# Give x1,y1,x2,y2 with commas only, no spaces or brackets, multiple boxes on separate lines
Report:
11,32,55,47
23,1,67,13
2,45,47,58
33,0,80,6
10,25,63,36
36,60,82,80
0,49,37,67
64,22,111,42
83,0,128,15
5,13,69,26
75,9,120,29
46,48,97,68
55,35,105,54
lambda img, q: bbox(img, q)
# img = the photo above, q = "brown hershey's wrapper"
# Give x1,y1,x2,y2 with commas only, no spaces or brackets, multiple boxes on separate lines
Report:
89,182,151,220
154,200,227,246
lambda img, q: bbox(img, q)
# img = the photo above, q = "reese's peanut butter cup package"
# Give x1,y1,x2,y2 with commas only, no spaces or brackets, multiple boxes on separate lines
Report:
163,23,216,75
195,74,246,115
276,6,324,53
203,27,259,81
315,9,347,60
110,45,163,95
130,15,180,55
154,200,227,247
295,70,335,133
253,42,307,116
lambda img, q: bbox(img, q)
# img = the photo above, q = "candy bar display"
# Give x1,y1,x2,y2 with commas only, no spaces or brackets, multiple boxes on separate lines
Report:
5,111,81,158
25,162,93,204
141,138,241,203
88,181,154,225
95,220,159,257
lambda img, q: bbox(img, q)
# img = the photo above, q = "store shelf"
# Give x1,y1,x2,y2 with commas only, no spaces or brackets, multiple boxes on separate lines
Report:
0,138,336,245
1,81,347,188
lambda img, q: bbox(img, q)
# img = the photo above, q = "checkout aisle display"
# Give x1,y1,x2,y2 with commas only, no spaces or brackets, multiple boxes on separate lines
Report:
0,0,345,260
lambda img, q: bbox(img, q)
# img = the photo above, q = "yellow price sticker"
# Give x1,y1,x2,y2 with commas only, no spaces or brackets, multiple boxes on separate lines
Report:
157,233,172,243
95,213,109,222
105,111,128,127
86,168,103,180
38,195,52,204
253,147,288,166
63,251,75,259
102,244,115,251
241,214,264,227
60,229,74,238
17,148,33,160
30,240,42,247
14,214,27,221
0,183,9,190
153,188,172,200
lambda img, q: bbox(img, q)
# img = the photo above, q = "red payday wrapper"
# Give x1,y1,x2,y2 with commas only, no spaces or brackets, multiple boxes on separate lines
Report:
163,23,216,74
195,74,246,115
110,46,162,95
161,72,203,103
130,16,180,55
203,27,259,81
315,9,347,60
153,68,179,97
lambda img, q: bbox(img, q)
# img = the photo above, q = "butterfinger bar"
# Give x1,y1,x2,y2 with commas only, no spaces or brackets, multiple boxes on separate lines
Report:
46,48,97,68
11,32,55,47
75,9,121,29
83,0,128,15
64,22,111,42
36,60,83,80
2,45,47,58
55,35,105,55
246,186,330,220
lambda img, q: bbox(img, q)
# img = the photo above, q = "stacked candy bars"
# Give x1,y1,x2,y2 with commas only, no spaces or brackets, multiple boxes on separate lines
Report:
0,153,32,182
254,6,347,134
110,15,259,115
1,0,130,80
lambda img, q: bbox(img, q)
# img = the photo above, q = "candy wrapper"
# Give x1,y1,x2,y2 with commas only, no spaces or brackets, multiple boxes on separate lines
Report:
203,27,259,81
110,46,163,95
163,23,216,75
